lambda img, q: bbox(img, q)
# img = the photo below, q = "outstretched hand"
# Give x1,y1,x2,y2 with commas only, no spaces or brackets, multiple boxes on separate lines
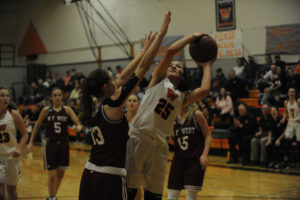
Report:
159,11,171,36
143,31,157,51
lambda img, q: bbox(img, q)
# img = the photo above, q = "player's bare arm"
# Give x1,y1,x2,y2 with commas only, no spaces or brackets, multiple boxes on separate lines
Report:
116,31,156,88
195,110,211,170
12,109,28,157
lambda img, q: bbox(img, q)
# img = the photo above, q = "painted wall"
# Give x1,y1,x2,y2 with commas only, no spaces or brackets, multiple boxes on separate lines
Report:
9,0,299,67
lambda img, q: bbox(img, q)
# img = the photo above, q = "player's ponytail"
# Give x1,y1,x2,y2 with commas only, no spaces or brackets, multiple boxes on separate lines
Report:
79,69,110,123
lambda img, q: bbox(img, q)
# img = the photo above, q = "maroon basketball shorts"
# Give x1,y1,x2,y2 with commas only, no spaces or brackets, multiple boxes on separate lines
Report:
168,156,205,191
79,168,127,200
44,140,69,170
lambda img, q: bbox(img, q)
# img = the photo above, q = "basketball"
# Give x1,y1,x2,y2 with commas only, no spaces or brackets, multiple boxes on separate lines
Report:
189,35,218,63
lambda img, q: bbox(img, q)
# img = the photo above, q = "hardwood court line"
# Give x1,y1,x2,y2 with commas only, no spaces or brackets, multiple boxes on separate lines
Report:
208,163,300,176
269,187,300,196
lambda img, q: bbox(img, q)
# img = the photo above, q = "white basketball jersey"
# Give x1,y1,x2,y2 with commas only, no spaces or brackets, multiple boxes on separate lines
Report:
0,110,18,156
287,101,300,122
131,78,186,142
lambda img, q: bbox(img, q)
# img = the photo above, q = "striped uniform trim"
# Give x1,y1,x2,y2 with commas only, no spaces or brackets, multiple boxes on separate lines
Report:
184,185,202,191
84,161,127,176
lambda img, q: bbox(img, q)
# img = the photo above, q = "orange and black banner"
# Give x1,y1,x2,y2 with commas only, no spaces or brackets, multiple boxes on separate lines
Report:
216,0,236,32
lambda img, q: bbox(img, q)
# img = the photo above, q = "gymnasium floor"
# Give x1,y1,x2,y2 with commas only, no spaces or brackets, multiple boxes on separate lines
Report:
17,143,300,200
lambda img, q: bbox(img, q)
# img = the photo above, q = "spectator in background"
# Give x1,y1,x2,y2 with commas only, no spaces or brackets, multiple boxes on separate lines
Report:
227,104,258,165
285,68,297,93
227,70,247,101
294,59,300,74
36,79,48,101
264,64,278,83
64,70,71,86
266,107,286,168
70,68,77,84
233,58,245,79
211,68,228,97
243,56,258,89
69,80,81,100
115,65,123,78
215,87,234,123
275,55,287,72
250,104,271,166
55,74,65,90
260,54,272,74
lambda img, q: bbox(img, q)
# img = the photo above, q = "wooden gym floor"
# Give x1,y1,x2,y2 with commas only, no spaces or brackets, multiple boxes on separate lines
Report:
15,143,300,200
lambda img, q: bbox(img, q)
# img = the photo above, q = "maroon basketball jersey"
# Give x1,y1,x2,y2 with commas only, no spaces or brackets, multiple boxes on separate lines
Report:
172,112,204,159
86,105,129,168
45,106,69,141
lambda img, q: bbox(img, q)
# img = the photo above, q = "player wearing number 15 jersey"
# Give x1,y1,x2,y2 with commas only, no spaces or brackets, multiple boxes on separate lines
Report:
167,103,211,200
126,33,216,200
27,88,82,200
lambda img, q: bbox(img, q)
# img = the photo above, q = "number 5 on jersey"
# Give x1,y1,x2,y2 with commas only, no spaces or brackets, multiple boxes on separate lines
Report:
154,98,174,120
90,126,105,145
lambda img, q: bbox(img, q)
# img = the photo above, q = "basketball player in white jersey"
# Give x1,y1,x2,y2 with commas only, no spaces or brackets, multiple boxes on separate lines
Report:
126,33,216,200
283,88,300,141
0,86,28,200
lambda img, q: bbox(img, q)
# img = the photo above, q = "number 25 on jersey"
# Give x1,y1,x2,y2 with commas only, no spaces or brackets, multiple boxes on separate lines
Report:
154,98,174,120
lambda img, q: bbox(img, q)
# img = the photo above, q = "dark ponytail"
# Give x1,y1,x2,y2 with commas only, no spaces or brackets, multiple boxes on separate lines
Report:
79,69,109,123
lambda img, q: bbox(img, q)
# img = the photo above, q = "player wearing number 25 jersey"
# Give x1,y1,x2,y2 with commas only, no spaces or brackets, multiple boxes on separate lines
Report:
126,33,215,200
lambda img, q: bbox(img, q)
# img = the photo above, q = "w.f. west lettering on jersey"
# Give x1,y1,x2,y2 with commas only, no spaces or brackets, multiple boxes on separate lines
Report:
167,88,179,101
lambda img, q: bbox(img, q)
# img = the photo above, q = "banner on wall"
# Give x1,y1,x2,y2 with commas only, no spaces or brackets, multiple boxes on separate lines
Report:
216,0,236,31
211,29,243,59
266,23,300,54
142,35,184,61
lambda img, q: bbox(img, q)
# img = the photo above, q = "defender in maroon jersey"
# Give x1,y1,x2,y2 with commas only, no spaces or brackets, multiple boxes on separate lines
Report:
27,88,82,200
167,103,212,200
78,14,170,200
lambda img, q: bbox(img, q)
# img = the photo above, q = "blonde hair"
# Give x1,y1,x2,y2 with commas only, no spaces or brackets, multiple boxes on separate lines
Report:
185,102,200,123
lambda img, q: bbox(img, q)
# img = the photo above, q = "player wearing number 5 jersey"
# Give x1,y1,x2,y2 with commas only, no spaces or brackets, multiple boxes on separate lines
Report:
126,33,216,200
27,88,82,200
78,12,171,200
0,86,28,200
167,103,211,200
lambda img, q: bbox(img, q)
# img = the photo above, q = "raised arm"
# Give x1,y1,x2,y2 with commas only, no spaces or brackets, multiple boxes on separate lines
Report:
27,107,48,152
183,59,215,107
115,31,157,88
148,32,208,89
134,11,171,83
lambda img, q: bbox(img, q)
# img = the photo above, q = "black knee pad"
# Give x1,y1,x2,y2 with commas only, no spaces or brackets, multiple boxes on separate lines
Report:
0,194,4,200
144,191,162,200
127,188,138,200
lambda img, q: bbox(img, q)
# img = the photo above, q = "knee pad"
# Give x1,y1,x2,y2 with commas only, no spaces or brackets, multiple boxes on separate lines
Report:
167,189,180,200
186,189,199,200
144,190,162,200
127,188,137,200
